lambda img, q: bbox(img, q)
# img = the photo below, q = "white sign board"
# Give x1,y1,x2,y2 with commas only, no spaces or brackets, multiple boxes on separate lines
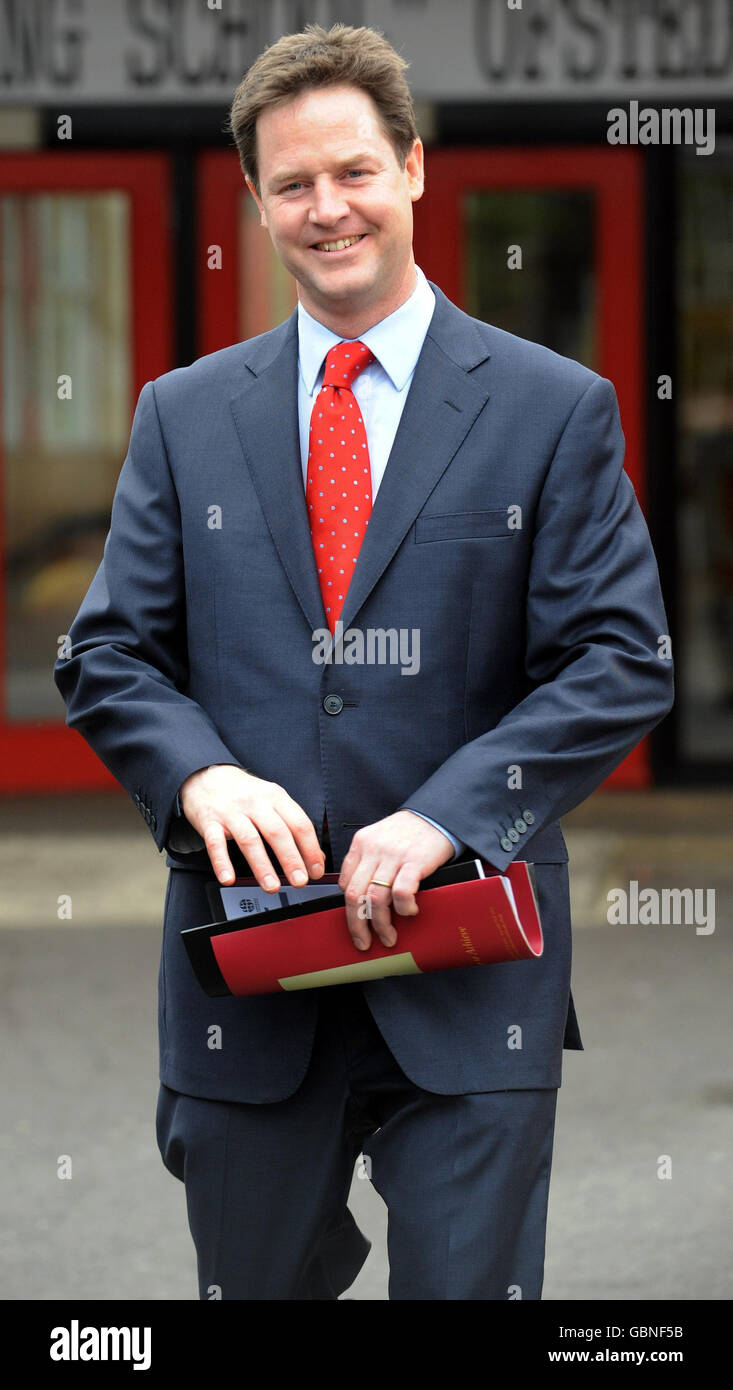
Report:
0,0,732,104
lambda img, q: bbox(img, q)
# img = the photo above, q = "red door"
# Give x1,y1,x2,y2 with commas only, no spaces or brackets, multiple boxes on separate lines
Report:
0,154,172,791
413,147,648,787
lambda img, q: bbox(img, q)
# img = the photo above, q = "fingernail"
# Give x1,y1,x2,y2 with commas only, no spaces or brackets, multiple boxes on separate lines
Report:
382,933,397,948
353,938,369,951
264,875,279,890
292,870,307,885
311,862,324,877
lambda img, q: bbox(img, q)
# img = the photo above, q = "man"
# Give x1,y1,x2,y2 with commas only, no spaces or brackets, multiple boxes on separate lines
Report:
53,23,674,1300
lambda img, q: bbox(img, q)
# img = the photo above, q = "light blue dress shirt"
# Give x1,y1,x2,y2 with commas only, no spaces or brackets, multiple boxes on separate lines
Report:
297,265,466,863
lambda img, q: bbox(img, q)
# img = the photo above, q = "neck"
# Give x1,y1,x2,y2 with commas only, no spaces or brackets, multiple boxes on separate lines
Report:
300,260,418,339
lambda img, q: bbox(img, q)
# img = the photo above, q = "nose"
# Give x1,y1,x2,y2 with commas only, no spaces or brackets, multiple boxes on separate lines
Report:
308,176,350,228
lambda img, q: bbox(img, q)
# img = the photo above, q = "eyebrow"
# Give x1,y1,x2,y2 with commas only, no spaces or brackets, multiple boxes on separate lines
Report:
268,153,377,190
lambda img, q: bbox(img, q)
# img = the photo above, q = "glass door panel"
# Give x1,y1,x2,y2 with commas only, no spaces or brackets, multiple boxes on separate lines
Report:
2,192,130,722
464,189,596,368
237,189,297,340
0,154,171,790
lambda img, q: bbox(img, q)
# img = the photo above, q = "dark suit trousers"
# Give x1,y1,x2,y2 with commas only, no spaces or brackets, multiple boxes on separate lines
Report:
155,979,558,1300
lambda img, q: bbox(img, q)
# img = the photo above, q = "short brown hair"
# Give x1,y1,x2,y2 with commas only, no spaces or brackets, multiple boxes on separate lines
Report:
227,23,420,197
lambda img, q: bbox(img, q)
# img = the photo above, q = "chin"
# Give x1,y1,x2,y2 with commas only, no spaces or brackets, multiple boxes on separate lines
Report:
317,261,377,292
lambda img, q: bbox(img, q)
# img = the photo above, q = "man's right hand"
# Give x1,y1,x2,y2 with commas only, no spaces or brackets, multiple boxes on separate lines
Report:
179,764,326,891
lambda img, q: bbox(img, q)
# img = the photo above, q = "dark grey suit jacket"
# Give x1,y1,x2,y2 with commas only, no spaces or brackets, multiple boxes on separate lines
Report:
53,281,674,1101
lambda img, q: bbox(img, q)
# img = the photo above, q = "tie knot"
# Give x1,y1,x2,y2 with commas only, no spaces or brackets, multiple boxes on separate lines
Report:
322,339,374,390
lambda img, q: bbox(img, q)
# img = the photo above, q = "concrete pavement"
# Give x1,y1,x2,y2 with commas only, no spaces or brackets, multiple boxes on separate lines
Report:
1,788,731,1300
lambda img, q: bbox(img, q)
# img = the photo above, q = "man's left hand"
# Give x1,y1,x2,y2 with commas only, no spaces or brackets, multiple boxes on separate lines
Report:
338,810,454,951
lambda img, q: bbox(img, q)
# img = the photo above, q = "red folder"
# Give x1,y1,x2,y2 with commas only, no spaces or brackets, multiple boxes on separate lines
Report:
182,860,543,997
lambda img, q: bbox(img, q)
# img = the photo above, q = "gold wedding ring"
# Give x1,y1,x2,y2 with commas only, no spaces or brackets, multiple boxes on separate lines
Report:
370,878,393,888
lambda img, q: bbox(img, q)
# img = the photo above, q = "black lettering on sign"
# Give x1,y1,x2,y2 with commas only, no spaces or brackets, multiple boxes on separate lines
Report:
126,0,271,88
474,0,555,85
700,0,733,78
125,0,172,87
209,0,267,83
522,0,552,81
476,0,733,87
655,0,694,80
171,0,207,84
615,0,641,80
474,0,521,81
562,0,605,82
0,0,87,87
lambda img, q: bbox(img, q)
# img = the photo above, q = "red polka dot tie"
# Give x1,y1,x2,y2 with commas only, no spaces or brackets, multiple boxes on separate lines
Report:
306,340,375,634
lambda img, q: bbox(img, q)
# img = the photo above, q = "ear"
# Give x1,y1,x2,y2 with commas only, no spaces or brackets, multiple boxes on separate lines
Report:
405,139,425,203
245,176,268,227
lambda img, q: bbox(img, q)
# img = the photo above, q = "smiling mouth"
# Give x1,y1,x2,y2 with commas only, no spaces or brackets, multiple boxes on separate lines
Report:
312,234,367,253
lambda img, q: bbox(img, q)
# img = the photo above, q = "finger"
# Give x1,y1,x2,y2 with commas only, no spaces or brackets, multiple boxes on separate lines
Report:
337,842,361,891
250,810,321,887
390,862,422,917
277,799,327,879
342,883,373,951
366,882,398,946
227,814,281,890
350,862,399,948
342,859,378,951
202,821,237,885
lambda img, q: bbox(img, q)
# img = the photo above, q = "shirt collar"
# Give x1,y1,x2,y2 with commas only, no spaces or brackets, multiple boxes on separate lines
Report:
297,264,435,395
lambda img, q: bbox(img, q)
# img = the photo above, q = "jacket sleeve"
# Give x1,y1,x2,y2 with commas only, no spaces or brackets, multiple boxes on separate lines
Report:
53,380,243,855
398,375,675,870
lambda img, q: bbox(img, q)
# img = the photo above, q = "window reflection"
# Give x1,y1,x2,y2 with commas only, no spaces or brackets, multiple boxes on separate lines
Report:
463,189,596,368
1,193,130,720
238,190,297,340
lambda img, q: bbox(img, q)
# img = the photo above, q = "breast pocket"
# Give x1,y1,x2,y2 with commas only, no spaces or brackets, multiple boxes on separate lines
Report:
414,510,514,543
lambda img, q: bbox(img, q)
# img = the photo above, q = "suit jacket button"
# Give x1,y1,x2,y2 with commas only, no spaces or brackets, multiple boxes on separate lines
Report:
515,818,527,833
507,828,520,843
500,836,513,852
522,810,535,824
323,694,344,715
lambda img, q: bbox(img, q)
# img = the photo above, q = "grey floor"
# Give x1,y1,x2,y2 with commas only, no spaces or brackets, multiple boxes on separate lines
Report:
2,789,732,1300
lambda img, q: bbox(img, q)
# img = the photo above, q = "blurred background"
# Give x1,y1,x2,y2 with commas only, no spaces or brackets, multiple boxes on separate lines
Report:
0,0,731,1301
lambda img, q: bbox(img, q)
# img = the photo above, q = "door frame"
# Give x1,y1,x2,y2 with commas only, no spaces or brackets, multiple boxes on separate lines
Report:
414,146,644,496
197,150,245,356
0,153,173,791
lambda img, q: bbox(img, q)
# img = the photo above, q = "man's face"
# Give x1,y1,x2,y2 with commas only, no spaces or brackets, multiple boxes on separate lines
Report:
247,84,424,326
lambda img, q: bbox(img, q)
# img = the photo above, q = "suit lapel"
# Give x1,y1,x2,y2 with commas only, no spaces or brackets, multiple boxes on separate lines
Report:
338,291,491,631
228,282,491,635
229,315,328,635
